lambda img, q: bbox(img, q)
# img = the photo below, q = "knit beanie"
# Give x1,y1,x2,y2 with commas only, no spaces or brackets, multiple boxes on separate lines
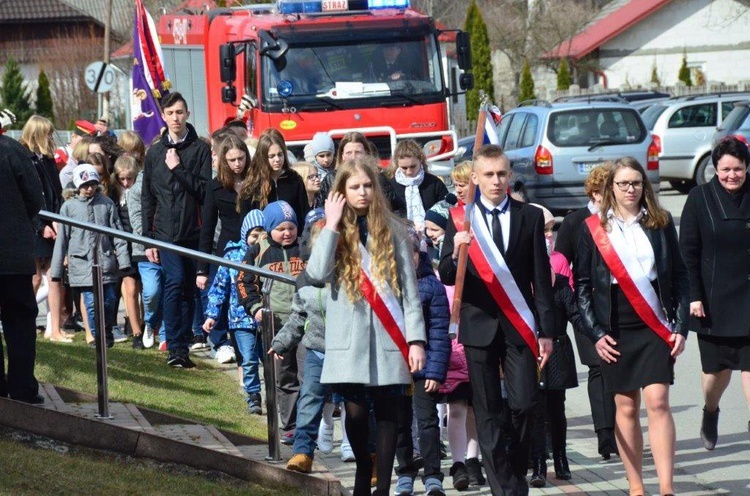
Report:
240,209,265,243
72,163,100,188
424,199,451,230
310,132,334,156
262,200,298,232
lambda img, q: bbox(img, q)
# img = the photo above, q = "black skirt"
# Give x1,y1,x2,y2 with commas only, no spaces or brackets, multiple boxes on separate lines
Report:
32,233,54,260
436,381,473,404
697,334,750,373
601,284,674,393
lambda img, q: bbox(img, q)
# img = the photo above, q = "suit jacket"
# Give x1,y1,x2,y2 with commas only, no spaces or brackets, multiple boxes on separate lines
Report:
555,206,591,266
438,197,555,348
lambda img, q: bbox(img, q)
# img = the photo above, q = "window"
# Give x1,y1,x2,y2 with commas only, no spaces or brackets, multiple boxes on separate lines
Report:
667,103,717,128
519,114,538,148
547,108,646,147
502,113,528,151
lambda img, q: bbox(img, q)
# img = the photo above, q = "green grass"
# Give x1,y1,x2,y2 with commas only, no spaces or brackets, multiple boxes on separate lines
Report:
0,428,300,495
34,335,268,440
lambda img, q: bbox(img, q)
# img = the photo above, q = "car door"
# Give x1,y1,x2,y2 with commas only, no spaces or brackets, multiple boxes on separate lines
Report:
659,102,717,179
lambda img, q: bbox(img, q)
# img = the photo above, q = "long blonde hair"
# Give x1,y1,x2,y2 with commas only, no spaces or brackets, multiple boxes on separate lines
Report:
20,115,56,158
599,156,668,231
239,128,289,210
331,157,401,301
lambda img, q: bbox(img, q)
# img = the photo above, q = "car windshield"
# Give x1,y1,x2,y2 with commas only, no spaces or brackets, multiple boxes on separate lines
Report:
261,35,443,109
640,104,669,130
547,108,647,148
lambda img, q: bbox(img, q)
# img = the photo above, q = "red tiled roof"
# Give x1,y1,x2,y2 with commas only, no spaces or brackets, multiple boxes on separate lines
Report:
544,0,673,60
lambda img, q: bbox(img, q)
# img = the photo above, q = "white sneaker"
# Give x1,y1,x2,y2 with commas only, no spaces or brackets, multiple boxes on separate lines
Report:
340,440,355,462
317,421,334,453
215,345,236,364
142,326,155,349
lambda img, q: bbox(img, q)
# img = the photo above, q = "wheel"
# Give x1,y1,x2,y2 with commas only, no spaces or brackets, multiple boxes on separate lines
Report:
669,180,693,194
695,155,715,186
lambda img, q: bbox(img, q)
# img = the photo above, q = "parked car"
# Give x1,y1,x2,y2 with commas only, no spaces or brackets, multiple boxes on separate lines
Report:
454,135,476,162
712,100,750,147
641,92,750,192
492,101,659,213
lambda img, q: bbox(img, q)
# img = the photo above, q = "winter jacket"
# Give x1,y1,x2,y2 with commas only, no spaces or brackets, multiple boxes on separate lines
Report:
50,191,131,287
0,135,43,275
205,240,257,330
141,123,212,245
30,154,63,234
271,270,328,355
237,238,305,326
413,251,451,384
438,338,469,394
127,171,146,261
539,273,581,390
390,172,449,214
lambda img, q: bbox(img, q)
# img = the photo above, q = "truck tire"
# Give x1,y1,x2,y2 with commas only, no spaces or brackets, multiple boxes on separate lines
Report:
695,155,715,186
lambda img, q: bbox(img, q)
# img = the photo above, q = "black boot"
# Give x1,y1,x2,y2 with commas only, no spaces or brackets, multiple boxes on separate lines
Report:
700,406,720,450
529,458,547,488
465,457,485,486
553,451,571,480
449,462,470,491
597,427,618,460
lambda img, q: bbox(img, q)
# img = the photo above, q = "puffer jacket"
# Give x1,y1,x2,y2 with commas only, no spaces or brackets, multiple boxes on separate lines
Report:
438,338,469,394
271,270,328,355
50,190,130,286
205,240,257,330
413,251,451,384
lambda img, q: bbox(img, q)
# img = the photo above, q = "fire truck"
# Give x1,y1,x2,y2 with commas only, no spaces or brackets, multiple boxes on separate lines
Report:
157,0,473,166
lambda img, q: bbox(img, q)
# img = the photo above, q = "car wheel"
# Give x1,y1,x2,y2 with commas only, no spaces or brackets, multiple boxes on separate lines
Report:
669,180,693,194
695,155,715,186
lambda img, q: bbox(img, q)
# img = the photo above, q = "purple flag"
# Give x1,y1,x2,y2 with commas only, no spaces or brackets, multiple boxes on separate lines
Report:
131,2,166,144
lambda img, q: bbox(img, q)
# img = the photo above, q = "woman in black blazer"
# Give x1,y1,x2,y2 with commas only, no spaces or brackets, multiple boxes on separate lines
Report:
577,157,688,496
679,137,750,451
389,139,448,227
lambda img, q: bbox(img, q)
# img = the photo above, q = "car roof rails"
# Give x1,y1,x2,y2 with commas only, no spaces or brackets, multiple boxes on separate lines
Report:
681,90,750,101
517,99,552,108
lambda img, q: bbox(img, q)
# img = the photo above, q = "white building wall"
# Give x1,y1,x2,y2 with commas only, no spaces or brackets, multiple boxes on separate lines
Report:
598,0,750,88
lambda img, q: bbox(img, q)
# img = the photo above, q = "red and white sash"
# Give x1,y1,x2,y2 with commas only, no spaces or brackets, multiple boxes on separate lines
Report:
359,244,410,363
450,205,539,357
585,215,673,346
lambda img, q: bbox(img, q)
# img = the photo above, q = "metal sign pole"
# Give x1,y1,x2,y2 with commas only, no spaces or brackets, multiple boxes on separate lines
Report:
92,233,112,419
260,278,281,461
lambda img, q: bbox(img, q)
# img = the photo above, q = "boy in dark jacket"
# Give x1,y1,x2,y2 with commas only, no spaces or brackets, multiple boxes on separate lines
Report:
395,228,451,496
237,200,306,445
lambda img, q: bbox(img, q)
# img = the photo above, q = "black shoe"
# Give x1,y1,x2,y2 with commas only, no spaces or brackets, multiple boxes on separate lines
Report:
465,457,485,486
247,393,262,415
597,427,618,460
12,394,44,405
123,318,133,337
529,458,547,488
700,406,720,450
449,462,470,491
553,451,571,480
132,334,145,350
167,350,196,368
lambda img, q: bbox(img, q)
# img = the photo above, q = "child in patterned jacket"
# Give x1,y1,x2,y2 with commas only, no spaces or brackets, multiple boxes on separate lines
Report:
203,210,266,414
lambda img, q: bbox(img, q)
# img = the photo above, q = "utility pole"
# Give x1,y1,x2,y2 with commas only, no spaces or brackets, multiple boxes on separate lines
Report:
99,0,113,122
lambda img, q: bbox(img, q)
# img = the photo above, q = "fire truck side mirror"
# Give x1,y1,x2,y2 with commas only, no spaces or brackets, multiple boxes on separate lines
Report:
456,31,472,71
459,73,474,91
220,44,237,83
259,31,289,61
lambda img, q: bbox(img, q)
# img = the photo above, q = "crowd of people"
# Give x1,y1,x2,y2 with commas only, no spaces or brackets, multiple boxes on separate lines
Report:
1,93,749,496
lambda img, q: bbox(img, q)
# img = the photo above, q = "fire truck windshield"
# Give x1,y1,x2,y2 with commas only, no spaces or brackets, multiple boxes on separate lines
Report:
259,34,444,110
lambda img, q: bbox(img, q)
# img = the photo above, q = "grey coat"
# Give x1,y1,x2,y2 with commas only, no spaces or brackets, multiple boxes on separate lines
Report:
127,171,146,259
305,223,426,386
50,191,131,287
0,135,43,275
271,277,328,355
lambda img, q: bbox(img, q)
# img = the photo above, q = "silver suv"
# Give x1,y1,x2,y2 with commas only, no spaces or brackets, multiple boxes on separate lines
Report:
495,101,659,213
641,92,750,192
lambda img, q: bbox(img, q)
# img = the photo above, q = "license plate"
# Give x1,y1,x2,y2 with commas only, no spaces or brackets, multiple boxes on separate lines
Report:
578,162,600,174
323,0,349,11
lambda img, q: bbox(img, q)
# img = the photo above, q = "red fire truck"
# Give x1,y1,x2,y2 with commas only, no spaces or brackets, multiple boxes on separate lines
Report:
157,0,473,166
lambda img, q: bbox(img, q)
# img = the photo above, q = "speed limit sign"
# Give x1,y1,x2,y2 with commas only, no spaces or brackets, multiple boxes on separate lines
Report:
85,61,116,93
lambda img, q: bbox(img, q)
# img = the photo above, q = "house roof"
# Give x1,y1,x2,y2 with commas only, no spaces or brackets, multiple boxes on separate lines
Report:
544,0,673,60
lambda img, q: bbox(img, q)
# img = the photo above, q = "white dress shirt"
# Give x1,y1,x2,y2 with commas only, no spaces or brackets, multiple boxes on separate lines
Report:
479,195,511,253
607,208,657,283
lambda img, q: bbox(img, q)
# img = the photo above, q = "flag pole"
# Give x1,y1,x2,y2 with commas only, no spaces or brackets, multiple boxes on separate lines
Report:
448,92,489,338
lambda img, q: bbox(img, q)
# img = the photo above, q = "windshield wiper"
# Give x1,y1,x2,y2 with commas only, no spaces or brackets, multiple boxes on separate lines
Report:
294,96,343,111
380,93,419,107
588,139,624,152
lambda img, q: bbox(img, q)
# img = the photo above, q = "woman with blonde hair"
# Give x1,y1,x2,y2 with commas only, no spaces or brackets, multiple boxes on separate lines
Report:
306,156,426,496
291,161,322,209
577,157,688,496
117,131,146,166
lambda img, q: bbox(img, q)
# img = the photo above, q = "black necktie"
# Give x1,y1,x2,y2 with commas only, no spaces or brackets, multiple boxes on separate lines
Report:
491,209,505,256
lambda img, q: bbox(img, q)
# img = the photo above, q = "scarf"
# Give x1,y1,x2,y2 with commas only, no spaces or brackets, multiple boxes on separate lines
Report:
395,166,426,225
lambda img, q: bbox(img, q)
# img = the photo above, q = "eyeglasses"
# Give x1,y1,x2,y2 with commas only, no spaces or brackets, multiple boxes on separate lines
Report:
307,173,321,181
614,180,644,191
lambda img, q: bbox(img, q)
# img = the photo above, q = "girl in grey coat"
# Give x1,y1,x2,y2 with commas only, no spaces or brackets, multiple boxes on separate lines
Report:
51,164,130,346
305,158,426,496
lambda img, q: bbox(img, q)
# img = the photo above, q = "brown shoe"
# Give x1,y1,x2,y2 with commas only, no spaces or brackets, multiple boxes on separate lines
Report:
286,453,313,473
371,453,377,487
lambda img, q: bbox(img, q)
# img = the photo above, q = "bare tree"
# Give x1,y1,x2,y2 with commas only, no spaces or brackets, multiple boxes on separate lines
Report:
411,0,469,28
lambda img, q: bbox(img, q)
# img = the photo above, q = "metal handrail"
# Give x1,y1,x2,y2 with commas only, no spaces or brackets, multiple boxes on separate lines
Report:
39,209,293,461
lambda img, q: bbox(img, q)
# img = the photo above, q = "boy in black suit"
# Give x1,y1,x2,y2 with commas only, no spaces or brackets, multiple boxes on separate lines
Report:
438,144,555,495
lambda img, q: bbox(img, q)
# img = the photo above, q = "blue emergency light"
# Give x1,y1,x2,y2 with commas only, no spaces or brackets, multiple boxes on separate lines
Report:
277,0,409,14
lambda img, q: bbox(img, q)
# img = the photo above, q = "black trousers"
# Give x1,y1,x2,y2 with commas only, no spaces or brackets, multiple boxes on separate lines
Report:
587,365,616,432
276,343,305,433
0,275,39,400
395,379,444,481
531,389,567,458
464,331,538,496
